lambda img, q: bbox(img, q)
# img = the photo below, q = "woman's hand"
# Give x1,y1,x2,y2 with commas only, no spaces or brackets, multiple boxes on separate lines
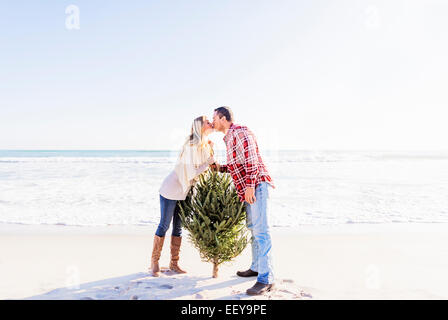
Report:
207,155,216,165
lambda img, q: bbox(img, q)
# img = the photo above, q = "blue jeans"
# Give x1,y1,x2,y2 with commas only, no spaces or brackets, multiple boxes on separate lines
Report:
245,182,275,284
155,194,182,237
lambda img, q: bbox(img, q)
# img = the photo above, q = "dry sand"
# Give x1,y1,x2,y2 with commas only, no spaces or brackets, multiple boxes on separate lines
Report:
1,223,448,300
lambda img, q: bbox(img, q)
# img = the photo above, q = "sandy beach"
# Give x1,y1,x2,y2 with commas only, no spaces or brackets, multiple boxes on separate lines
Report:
1,223,448,300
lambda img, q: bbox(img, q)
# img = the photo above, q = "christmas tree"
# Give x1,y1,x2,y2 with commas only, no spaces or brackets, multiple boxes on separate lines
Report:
178,169,248,278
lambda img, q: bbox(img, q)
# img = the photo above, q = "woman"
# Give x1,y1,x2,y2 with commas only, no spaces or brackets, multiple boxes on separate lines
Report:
150,116,215,277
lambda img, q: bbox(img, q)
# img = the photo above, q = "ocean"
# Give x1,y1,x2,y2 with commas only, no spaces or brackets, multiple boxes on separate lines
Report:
1,150,448,227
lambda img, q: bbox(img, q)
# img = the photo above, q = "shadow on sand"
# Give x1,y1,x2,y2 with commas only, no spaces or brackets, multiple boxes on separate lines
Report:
25,271,256,300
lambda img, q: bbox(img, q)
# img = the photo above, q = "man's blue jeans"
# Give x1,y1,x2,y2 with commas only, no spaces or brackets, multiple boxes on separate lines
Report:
245,182,275,284
155,194,182,237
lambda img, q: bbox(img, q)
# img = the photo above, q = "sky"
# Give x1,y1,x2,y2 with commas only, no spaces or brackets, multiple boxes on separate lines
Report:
1,0,447,151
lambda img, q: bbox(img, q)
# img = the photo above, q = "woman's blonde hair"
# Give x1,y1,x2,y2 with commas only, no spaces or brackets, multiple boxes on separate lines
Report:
187,116,206,147
178,116,212,163
174,116,212,192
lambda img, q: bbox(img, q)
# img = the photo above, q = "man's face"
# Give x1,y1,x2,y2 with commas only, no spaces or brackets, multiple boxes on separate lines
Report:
212,111,222,131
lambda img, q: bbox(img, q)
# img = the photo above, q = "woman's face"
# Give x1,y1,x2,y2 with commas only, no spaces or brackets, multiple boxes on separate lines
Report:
202,117,214,135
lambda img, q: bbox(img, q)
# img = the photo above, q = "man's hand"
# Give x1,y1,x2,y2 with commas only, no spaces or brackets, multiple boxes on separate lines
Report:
244,187,256,204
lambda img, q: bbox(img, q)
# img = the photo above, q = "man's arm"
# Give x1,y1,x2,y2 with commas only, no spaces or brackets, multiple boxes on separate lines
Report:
240,131,259,189
237,129,259,204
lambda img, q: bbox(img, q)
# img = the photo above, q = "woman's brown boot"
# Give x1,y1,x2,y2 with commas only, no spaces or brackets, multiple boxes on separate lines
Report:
150,235,165,277
169,236,187,274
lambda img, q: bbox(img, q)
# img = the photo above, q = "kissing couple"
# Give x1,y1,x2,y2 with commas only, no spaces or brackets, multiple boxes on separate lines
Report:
149,106,275,296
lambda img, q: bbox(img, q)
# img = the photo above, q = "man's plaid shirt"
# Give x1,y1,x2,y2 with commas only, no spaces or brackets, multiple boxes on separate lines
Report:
219,123,275,202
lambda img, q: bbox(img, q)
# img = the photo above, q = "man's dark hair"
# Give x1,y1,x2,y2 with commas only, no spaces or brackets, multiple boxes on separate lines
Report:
214,106,234,122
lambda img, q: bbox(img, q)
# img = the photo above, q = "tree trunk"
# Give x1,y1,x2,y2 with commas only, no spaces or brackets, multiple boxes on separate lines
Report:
212,262,219,278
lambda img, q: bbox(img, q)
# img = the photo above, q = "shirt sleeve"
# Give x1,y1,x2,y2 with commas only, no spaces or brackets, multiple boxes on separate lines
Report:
240,130,259,189
194,161,210,176
193,147,215,176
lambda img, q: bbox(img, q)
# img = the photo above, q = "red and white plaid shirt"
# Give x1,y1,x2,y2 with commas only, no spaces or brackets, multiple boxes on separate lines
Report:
219,123,275,202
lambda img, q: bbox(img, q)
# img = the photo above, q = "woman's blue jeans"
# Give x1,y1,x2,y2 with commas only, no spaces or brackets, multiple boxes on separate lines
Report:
155,194,182,237
245,182,275,284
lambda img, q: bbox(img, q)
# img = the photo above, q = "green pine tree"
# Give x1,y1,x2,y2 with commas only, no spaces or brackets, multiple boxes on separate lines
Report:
178,169,249,278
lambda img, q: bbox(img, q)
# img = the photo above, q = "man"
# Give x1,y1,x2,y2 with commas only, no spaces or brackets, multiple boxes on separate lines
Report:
212,106,275,296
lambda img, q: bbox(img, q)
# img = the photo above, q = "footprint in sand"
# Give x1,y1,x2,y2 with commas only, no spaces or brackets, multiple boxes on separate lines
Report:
161,269,177,276
300,291,313,298
279,289,293,294
281,279,294,284
158,284,174,289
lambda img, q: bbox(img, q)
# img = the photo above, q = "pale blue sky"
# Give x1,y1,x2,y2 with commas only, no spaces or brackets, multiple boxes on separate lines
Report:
1,0,447,151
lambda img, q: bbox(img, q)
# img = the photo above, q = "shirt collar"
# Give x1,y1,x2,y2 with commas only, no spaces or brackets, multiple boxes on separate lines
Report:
223,123,235,142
